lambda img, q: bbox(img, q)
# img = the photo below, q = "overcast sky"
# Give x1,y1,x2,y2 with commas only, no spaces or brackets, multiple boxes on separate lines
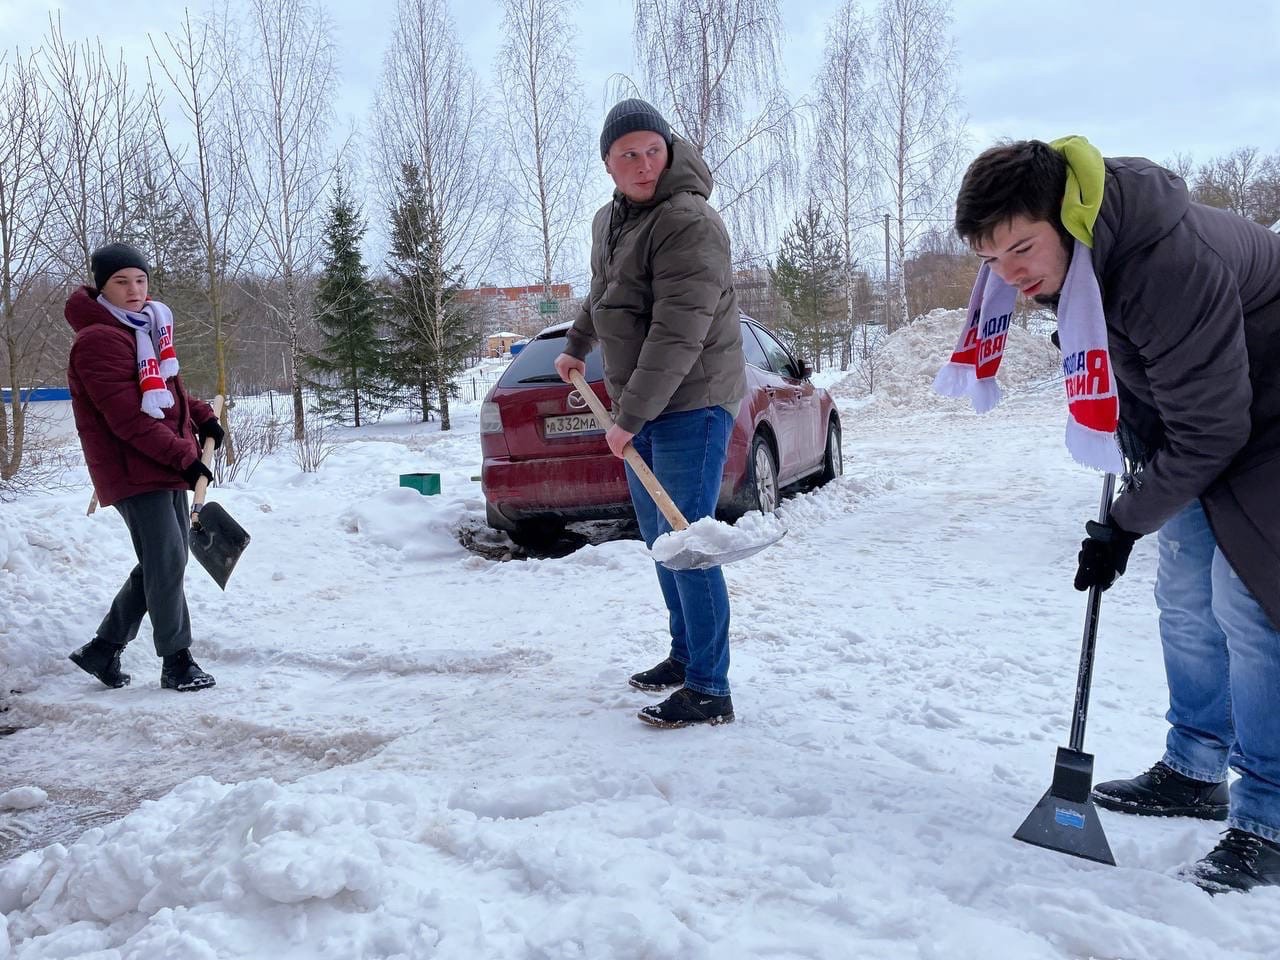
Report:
2,0,1278,266
3,0,1277,160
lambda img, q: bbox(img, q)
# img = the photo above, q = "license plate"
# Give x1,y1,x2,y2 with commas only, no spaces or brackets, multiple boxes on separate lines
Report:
544,413,603,437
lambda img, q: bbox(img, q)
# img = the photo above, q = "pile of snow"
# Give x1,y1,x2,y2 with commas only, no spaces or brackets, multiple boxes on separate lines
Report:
0,787,47,811
837,309,1060,410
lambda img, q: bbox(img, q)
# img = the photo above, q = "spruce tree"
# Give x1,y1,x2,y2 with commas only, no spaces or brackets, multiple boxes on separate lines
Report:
383,162,477,428
770,200,843,371
304,173,386,426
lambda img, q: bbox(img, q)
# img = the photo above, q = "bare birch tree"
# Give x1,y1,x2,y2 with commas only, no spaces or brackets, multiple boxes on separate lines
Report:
864,0,966,331
0,53,65,495
147,7,253,456
37,15,150,280
375,0,501,431
627,0,799,264
495,0,593,298
809,0,873,368
236,0,337,440
1163,151,1196,184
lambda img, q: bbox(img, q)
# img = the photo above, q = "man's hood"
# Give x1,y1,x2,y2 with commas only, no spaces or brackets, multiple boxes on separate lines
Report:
65,285,111,334
1091,157,1190,271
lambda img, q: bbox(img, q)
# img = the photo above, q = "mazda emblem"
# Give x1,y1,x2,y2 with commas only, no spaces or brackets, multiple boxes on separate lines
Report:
567,390,588,410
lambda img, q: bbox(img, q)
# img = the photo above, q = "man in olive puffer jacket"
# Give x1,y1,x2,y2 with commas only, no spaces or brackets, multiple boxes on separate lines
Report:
555,99,746,728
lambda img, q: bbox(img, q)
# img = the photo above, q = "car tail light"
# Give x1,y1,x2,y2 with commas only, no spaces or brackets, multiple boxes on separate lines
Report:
480,401,503,434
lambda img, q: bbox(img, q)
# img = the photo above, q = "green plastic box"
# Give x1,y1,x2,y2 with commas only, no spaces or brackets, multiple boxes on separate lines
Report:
399,472,441,496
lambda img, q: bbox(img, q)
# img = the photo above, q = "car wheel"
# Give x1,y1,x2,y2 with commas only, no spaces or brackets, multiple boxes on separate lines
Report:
817,418,842,485
746,432,780,515
508,517,566,548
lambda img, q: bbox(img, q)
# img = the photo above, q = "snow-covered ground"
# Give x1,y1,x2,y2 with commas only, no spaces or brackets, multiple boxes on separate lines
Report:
2,319,1278,959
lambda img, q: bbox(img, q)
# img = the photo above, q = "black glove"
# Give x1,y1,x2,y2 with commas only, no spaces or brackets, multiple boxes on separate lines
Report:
181,458,214,490
1074,519,1140,592
197,418,225,450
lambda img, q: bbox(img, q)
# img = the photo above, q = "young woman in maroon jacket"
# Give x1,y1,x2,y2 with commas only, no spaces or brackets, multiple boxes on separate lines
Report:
66,242,220,692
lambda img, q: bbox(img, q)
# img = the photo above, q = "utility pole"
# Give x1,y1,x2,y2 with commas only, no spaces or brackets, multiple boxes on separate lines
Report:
883,213,891,329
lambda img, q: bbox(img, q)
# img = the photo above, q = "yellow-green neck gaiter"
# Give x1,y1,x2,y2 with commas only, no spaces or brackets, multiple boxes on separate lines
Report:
1050,135,1105,248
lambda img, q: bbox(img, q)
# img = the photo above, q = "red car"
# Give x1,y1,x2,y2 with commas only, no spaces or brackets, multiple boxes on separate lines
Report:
481,316,842,546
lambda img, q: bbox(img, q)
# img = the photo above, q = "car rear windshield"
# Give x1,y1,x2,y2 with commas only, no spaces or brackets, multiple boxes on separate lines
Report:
498,332,606,387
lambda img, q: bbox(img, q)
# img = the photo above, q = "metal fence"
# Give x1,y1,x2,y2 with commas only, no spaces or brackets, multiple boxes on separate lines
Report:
460,375,501,402
237,377,502,407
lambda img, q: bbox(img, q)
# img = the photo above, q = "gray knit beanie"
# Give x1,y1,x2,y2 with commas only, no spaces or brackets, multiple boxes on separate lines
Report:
599,99,672,159
91,242,150,291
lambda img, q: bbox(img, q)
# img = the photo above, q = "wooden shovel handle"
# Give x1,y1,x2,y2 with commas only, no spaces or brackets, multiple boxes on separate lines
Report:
567,369,689,532
191,395,224,517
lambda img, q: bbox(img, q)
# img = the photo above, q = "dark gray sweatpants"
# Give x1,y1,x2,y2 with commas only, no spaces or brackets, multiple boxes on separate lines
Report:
96,490,192,657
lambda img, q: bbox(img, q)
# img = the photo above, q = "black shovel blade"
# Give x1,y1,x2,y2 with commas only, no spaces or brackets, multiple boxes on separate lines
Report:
190,501,250,590
1013,747,1116,866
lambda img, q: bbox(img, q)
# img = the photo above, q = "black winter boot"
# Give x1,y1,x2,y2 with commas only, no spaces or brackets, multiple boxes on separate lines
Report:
638,687,734,728
1092,761,1229,820
1187,829,1280,894
161,649,216,691
629,657,687,692
68,639,130,688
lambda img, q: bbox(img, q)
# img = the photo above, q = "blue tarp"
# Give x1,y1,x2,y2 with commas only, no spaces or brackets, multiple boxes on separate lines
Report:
1,387,71,402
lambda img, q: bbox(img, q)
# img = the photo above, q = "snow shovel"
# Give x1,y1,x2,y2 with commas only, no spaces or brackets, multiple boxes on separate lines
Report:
189,395,250,590
567,369,783,570
1013,472,1117,866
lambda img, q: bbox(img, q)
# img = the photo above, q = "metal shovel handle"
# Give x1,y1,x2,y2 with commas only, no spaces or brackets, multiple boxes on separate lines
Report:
1068,471,1117,752
191,395,225,521
566,369,689,532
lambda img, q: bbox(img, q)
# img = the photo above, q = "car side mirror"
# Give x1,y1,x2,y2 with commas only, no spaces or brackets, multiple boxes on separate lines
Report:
795,359,813,380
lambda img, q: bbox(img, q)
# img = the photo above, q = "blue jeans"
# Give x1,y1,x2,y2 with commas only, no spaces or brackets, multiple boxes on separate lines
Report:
625,406,733,697
1157,500,1280,842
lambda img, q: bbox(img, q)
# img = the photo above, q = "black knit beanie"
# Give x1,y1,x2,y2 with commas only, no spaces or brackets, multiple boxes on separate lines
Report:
600,99,672,159
90,242,150,291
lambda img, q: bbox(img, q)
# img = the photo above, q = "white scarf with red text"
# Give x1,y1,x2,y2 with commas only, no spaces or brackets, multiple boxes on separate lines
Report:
932,239,1122,473
97,296,179,419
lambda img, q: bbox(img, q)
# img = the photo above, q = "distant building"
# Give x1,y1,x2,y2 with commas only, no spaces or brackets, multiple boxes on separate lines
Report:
458,283,575,338
733,266,784,328
484,331,521,358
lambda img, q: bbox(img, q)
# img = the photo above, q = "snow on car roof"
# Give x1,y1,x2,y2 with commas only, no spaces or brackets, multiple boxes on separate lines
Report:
535,321,573,339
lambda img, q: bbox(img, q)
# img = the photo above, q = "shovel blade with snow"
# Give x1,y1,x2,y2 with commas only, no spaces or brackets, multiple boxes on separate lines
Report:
652,515,787,570
655,533,786,570
567,370,785,570
188,396,250,590
1013,473,1117,866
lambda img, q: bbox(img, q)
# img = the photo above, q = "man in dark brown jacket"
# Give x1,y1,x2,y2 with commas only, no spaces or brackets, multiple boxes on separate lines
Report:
67,242,220,692
956,139,1280,893
554,99,746,728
